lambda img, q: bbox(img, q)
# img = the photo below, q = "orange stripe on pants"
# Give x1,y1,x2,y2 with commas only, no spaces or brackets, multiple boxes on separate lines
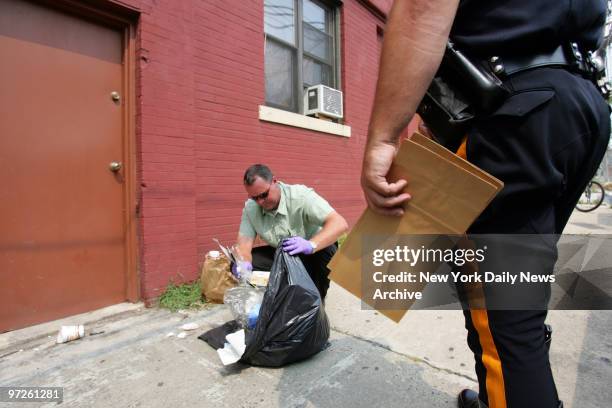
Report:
456,137,468,160
457,138,507,407
470,310,507,408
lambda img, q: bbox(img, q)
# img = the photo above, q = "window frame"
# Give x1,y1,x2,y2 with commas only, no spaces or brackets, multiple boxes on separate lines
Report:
264,0,342,116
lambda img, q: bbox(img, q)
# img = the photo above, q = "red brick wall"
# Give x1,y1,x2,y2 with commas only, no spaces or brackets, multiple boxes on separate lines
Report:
132,0,199,301
116,0,416,302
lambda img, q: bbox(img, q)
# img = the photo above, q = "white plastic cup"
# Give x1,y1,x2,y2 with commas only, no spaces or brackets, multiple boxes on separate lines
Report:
56,325,85,344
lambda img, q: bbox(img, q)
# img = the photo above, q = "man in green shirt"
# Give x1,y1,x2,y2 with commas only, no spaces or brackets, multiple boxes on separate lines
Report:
235,164,348,299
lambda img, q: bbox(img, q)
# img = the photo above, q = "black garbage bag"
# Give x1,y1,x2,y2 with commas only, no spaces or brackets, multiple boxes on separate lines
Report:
199,247,330,367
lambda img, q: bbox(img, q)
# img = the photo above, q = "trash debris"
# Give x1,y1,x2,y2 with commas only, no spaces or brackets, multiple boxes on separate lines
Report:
213,238,252,282
89,330,105,336
201,249,237,303
199,320,240,349
213,239,234,261
241,249,329,366
180,323,199,331
246,304,261,329
216,329,246,365
166,332,176,338
223,286,265,329
177,332,187,339
248,271,270,287
201,248,330,367
56,325,85,344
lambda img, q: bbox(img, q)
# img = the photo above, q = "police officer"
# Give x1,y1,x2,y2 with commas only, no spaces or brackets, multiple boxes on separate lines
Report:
362,1,610,407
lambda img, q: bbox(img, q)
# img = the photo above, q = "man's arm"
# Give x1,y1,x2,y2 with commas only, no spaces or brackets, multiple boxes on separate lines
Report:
362,0,459,216
236,234,255,263
309,211,349,251
237,205,257,262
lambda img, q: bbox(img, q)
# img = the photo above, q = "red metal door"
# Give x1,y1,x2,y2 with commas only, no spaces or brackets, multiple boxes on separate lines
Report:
0,0,129,332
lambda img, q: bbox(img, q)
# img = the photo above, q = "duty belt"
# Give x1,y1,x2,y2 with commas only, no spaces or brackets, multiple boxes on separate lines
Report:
485,45,572,77
484,43,611,97
416,41,611,152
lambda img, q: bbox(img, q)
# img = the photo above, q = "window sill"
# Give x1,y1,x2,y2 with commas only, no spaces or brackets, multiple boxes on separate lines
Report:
259,105,351,137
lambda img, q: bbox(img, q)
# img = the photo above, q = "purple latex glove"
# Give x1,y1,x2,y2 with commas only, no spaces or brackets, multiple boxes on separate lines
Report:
231,260,252,279
282,236,314,255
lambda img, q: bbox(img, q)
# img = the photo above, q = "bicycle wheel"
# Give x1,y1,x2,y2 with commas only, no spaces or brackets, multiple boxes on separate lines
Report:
575,181,605,212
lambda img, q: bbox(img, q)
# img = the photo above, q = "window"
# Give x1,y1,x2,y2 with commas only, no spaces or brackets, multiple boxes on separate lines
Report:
264,0,340,114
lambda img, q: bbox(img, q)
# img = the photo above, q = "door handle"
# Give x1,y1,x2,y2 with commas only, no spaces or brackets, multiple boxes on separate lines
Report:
109,161,123,172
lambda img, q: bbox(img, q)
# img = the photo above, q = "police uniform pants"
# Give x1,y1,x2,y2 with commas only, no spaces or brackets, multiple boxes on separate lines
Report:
463,67,610,408
251,243,337,299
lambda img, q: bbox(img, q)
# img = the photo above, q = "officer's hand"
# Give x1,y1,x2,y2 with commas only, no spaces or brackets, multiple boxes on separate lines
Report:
361,141,411,217
282,237,314,255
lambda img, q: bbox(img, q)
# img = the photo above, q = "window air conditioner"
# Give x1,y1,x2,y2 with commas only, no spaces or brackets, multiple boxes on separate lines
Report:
304,84,343,119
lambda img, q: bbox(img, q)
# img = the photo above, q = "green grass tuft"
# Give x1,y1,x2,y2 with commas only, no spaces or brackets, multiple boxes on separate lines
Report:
159,280,207,312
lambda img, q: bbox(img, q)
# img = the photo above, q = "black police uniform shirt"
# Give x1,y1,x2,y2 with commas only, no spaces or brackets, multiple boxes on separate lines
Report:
450,0,607,57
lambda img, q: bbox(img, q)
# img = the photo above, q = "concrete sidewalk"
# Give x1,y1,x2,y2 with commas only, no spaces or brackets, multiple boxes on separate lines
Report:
0,304,473,408
1,207,611,407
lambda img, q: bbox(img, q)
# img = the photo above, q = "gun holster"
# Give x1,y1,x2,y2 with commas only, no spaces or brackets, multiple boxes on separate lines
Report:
417,42,510,152
417,77,474,153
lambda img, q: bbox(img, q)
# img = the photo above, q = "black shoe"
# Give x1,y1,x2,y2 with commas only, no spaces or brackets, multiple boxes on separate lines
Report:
457,389,562,408
458,389,487,408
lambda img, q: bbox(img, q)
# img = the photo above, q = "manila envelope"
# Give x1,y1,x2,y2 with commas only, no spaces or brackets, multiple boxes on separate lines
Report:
328,133,503,322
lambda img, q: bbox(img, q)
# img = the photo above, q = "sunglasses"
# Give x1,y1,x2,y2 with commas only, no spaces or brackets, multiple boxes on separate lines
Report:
250,184,272,201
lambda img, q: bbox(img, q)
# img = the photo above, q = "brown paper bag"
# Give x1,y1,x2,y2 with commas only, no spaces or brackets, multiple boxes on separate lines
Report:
201,253,237,303
328,133,504,322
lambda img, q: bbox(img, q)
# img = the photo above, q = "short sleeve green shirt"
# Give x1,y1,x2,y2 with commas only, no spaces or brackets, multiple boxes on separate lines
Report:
238,182,335,248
